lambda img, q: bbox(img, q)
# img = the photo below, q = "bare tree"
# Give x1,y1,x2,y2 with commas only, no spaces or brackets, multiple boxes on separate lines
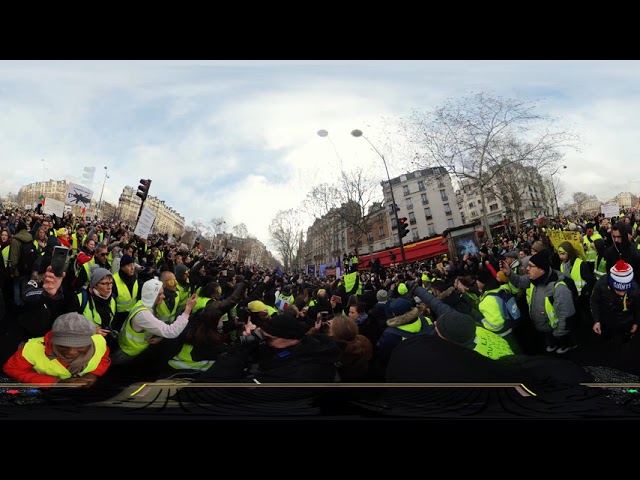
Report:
232,222,248,239
573,191,591,214
304,167,379,255
491,163,544,233
404,92,581,243
209,217,226,236
303,183,341,263
269,208,304,272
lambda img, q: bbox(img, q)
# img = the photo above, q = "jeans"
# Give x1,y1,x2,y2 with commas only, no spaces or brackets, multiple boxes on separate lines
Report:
13,278,24,306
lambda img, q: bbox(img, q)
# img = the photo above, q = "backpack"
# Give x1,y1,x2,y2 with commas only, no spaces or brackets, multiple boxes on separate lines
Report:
559,275,579,301
486,289,522,328
17,240,39,275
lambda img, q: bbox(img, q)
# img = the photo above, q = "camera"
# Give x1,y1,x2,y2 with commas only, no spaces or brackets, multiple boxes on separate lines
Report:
106,329,119,342
238,329,265,346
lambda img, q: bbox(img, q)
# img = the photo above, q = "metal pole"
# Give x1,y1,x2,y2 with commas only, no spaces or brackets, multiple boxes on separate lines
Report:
550,165,566,217
98,166,108,218
351,129,407,266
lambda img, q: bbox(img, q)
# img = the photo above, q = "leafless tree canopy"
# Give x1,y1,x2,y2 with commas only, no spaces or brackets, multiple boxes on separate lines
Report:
268,208,304,271
303,167,380,254
403,91,581,242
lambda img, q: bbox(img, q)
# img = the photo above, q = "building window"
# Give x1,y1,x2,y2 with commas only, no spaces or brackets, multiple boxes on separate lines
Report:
378,227,385,238
440,189,448,201
428,223,436,236
468,201,475,208
421,193,429,205
489,203,499,211
406,198,413,210
409,212,417,224
400,174,407,182
377,213,383,223
471,211,478,217
367,233,373,242
447,218,455,228
424,207,432,220
417,180,426,190
444,203,452,215
403,185,410,196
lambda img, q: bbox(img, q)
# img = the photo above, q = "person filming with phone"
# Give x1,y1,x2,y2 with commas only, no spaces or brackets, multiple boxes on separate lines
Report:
15,242,68,344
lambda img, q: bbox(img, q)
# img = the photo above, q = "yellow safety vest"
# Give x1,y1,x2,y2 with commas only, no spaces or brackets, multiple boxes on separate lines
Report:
113,272,139,313
117,302,151,357
168,343,214,371
156,295,179,323
525,281,567,329
561,258,586,295
22,335,107,379
77,291,117,328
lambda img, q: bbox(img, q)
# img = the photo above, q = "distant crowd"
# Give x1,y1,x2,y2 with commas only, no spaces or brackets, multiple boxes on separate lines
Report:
0,205,639,396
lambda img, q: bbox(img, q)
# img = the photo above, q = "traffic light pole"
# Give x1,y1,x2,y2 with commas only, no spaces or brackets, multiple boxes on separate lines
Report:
136,179,152,224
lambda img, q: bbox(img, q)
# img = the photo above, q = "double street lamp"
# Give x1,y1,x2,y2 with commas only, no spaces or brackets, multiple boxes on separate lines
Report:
550,165,567,217
351,129,407,266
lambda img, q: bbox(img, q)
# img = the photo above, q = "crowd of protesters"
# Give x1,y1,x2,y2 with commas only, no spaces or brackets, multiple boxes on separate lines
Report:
1,204,639,392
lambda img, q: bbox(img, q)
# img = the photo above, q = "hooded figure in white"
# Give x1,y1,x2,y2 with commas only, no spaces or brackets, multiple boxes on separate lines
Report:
111,277,197,365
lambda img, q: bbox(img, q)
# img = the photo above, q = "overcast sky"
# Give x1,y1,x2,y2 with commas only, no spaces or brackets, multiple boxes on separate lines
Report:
1,60,638,253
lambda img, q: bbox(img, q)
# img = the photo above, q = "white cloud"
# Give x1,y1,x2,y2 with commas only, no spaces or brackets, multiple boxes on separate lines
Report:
2,60,640,257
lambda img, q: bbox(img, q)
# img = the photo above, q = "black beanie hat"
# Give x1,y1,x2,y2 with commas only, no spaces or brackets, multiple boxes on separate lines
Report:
476,267,494,284
529,250,551,271
260,314,309,340
437,312,477,345
16,220,27,233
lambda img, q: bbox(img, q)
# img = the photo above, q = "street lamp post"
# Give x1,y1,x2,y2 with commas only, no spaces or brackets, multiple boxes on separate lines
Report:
98,166,108,219
550,165,567,217
351,129,407,266
41,159,45,182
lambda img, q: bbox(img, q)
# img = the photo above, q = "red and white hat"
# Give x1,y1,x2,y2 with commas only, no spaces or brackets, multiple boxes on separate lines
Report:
609,260,634,291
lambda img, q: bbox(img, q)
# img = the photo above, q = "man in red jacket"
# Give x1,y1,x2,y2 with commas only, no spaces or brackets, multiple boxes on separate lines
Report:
3,312,111,388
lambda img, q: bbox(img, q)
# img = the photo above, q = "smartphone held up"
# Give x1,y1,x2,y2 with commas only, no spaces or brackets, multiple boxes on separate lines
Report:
51,246,70,277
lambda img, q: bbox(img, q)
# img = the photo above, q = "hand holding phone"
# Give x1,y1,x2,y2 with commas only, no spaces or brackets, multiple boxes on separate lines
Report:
51,246,70,277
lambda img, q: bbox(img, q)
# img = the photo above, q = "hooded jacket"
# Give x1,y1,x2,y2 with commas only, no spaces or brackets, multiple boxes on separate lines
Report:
9,228,34,277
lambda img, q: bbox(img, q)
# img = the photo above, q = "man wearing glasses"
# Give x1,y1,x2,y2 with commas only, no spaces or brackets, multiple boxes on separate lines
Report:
75,244,111,292
500,249,577,355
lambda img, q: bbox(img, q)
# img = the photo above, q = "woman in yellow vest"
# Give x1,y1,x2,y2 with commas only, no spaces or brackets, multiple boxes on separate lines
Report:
33,227,47,256
557,241,596,329
1,228,11,280
167,306,232,376
2,312,111,387
111,277,197,367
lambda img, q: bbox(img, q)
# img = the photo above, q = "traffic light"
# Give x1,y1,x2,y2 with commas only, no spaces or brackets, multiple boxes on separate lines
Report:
399,217,410,238
137,179,152,201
